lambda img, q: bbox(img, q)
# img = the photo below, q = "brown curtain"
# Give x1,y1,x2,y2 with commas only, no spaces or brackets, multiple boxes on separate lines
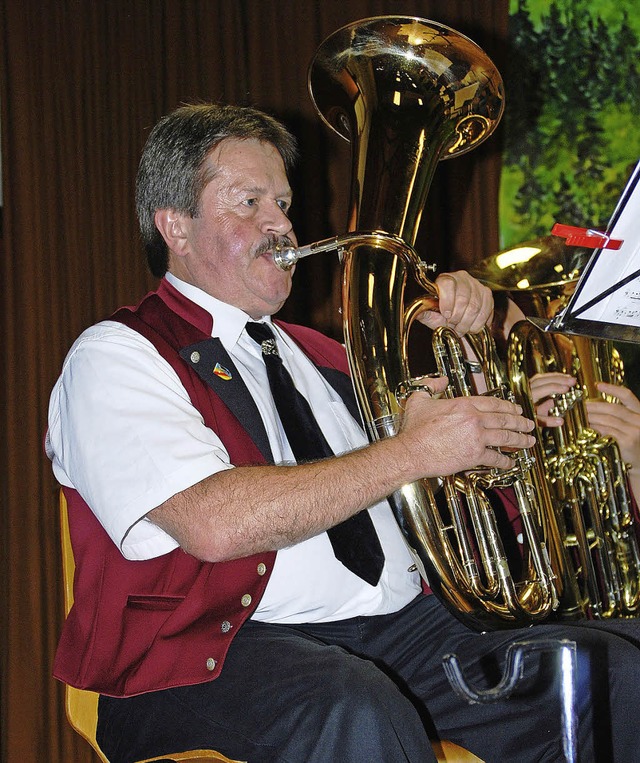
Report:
0,1,508,759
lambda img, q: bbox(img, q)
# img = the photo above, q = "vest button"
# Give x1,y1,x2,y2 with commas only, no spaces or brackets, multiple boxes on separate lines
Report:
257,562,267,576
205,657,217,671
190,351,201,363
221,620,232,633
241,594,252,607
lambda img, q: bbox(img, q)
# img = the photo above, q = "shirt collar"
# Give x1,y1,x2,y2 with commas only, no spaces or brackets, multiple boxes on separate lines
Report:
164,272,274,348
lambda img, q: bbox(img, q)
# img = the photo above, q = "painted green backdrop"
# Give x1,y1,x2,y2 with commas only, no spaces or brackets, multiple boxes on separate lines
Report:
501,0,640,247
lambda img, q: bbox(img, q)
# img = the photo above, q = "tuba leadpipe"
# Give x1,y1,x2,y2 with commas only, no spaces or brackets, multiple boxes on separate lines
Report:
278,16,565,630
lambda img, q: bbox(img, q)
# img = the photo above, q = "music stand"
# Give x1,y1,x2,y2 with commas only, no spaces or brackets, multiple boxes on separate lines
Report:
542,160,640,344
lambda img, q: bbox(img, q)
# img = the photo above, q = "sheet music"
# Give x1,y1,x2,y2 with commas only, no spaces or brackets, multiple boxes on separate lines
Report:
567,161,640,327
611,286,640,323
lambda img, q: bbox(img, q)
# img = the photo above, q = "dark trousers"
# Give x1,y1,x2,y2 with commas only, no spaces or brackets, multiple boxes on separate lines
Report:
97,594,640,762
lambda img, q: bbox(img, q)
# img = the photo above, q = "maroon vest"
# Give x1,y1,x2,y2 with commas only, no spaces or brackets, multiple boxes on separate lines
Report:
54,279,354,697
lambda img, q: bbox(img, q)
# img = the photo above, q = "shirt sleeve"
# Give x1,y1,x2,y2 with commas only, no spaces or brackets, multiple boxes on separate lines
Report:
46,321,232,560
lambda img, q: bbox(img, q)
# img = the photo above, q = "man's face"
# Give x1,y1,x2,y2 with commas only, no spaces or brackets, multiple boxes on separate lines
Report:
168,138,296,318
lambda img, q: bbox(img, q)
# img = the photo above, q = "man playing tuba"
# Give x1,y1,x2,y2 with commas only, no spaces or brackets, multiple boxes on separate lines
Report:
46,101,640,763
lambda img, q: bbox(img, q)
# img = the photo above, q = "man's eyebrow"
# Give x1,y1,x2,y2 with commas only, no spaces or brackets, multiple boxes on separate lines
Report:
234,182,292,198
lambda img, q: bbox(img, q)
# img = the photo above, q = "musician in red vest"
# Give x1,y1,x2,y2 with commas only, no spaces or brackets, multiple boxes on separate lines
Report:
47,103,640,763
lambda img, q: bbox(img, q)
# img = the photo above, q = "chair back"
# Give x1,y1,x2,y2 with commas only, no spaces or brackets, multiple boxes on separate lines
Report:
60,490,111,762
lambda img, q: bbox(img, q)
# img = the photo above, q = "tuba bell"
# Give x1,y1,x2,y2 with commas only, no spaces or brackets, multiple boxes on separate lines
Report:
276,16,569,630
471,236,640,618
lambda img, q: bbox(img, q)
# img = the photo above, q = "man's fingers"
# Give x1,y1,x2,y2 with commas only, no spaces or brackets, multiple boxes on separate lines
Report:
468,395,524,416
463,284,494,335
587,400,627,424
431,271,493,336
529,372,576,404
481,448,520,470
489,427,537,448
596,382,640,412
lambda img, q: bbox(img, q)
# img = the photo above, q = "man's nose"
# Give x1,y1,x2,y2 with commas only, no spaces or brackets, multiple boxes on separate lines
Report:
261,202,292,235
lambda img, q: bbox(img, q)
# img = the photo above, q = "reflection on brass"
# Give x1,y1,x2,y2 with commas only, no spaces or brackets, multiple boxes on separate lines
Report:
469,235,590,298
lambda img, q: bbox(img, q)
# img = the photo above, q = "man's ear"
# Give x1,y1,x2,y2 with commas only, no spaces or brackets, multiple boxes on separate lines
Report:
154,209,189,256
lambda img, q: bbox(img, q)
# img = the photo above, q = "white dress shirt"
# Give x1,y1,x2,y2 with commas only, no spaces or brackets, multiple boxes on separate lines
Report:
46,274,421,622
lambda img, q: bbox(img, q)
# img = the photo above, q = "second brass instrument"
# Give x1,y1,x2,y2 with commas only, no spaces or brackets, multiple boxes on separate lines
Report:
472,236,640,618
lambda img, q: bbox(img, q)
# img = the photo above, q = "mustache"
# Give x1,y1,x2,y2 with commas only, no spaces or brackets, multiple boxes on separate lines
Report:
254,235,295,257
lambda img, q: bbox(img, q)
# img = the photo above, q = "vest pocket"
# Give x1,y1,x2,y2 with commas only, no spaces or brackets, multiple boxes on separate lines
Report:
126,593,185,611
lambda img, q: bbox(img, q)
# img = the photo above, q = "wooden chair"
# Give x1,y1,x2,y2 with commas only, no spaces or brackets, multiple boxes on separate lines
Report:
59,492,482,763
433,740,484,763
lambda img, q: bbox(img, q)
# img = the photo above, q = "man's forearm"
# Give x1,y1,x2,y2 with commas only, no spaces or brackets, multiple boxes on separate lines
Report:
149,391,535,562
149,435,416,562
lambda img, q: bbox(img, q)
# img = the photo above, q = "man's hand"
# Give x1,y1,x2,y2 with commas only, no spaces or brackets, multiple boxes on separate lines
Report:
398,377,537,475
587,382,640,470
418,271,493,336
529,372,577,427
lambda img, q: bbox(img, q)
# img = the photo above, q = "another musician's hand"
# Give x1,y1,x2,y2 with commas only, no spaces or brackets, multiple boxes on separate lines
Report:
529,372,576,427
587,382,640,470
418,271,493,336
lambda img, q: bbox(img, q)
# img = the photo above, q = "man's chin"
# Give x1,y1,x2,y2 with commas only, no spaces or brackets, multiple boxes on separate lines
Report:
248,289,291,319
267,295,290,317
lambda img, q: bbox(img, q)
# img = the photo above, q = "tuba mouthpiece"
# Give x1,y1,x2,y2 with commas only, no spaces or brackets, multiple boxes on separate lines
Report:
272,243,299,271
273,235,343,271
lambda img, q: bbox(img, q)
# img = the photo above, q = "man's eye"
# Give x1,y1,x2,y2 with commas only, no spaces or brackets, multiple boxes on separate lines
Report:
243,198,257,207
277,200,290,212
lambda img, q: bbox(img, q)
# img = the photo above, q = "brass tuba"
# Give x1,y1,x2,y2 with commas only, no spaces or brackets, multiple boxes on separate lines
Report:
276,17,568,630
471,236,640,618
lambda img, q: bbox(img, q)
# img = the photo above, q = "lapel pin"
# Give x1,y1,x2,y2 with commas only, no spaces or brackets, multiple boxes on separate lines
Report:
213,362,232,381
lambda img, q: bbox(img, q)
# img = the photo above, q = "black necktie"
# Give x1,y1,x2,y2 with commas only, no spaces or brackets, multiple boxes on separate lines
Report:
245,321,385,586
